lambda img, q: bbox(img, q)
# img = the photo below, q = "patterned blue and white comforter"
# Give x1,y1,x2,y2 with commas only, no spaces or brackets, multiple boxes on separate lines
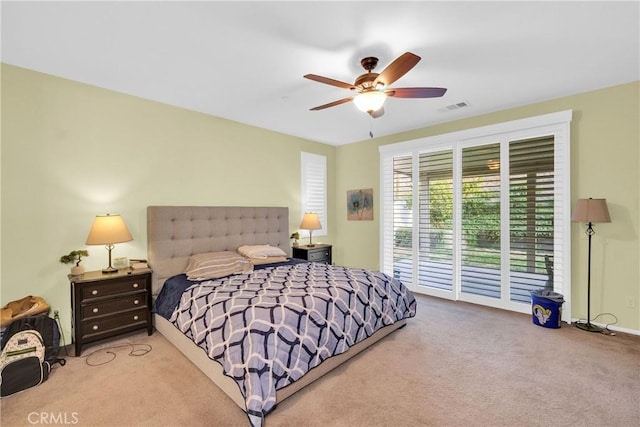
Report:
167,262,417,426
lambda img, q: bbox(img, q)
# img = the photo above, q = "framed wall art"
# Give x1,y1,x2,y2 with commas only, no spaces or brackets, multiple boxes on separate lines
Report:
347,188,373,221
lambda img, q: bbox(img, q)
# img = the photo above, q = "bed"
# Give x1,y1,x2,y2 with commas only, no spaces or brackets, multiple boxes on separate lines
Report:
147,206,416,426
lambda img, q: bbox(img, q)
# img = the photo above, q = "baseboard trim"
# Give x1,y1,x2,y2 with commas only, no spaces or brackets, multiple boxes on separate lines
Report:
570,318,639,336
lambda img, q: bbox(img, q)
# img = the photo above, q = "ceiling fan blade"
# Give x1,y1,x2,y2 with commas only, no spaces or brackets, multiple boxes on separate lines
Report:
310,97,354,111
304,74,356,90
369,106,385,119
386,87,448,98
373,52,421,87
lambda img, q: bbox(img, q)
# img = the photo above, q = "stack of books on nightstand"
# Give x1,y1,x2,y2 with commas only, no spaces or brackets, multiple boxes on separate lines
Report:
130,259,149,270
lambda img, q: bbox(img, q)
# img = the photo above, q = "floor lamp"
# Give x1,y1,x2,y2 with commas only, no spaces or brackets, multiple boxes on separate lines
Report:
571,198,611,332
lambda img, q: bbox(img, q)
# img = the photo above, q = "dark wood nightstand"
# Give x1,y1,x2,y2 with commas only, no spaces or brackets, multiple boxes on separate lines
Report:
292,244,332,264
69,268,153,356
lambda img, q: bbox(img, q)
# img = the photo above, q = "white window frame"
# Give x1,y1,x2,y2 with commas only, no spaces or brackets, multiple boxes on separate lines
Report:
301,152,327,237
379,110,572,322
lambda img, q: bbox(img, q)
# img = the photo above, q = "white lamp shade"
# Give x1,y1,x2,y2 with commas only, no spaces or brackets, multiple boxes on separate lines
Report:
300,212,322,231
86,214,133,245
571,198,611,223
353,90,387,113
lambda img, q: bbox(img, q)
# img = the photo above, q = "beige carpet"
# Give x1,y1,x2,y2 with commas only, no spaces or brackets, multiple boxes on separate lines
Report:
1,294,639,427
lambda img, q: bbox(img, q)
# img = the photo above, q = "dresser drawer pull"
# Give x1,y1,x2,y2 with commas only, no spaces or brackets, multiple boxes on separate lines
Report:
133,315,139,321
92,325,99,331
91,289,98,295
92,308,99,314
133,299,140,305
132,283,139,289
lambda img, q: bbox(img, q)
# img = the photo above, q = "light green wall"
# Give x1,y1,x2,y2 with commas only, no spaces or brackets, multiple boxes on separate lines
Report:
2,63,638,334
1,64,336,338
336,81,640,333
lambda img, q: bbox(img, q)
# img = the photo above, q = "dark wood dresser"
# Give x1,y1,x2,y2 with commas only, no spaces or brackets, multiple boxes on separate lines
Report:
69,268,153,356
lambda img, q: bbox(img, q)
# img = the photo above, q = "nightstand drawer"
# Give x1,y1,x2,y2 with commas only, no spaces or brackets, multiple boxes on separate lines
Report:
308,249,331,262
81,308,149,337
81,292,148,320
81,276,146,300
292,244,332,264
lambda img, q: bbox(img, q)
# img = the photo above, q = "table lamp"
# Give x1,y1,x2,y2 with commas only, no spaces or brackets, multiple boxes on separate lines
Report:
86,213,133,273
300,213,322,247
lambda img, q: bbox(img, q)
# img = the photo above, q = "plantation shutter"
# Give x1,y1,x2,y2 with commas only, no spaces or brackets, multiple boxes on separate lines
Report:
391,155,414,283
379,111,571,320
460,143,502,299
418,150,454,291
301,152,327,237
509,136,555,301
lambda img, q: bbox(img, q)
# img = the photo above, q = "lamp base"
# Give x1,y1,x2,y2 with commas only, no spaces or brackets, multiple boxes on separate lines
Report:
575,321,603,333
102,266,119,274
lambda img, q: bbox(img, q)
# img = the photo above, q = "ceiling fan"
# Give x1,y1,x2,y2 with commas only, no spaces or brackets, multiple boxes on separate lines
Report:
304,52,447,118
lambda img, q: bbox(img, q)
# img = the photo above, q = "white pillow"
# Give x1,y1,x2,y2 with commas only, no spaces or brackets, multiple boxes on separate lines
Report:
237,245,287,259
185,251,253,281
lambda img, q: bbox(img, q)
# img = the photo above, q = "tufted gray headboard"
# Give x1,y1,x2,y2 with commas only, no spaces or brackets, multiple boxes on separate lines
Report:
147,206,289,295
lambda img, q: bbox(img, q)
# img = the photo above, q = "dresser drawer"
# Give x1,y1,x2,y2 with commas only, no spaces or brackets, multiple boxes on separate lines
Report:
81,276,146,300
81,308,149,337
81,292,148,320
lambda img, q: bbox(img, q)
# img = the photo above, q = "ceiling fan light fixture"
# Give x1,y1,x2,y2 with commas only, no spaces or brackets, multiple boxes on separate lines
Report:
305,52,446,116
353,90,387,113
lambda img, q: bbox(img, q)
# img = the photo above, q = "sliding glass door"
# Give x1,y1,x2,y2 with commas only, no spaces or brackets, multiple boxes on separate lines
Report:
380,111,571,319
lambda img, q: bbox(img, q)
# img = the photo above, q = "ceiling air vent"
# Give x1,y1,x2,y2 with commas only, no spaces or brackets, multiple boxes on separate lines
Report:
438,101,470,113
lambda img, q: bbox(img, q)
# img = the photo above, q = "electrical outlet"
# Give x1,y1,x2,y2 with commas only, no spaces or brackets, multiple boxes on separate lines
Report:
625,297,636,309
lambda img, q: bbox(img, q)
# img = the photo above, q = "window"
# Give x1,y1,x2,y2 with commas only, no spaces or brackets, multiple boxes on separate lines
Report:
301,152,327,237
380,111,572,320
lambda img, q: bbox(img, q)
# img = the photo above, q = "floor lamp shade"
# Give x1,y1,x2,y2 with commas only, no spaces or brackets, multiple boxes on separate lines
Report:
571,198,611,223
86,214,133,273
300,212,322,247
571,198,610,332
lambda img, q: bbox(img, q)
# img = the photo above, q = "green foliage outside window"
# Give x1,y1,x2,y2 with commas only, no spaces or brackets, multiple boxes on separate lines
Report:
396,175,553,273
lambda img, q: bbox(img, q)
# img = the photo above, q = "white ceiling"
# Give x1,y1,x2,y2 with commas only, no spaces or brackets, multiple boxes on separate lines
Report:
2,1,639,146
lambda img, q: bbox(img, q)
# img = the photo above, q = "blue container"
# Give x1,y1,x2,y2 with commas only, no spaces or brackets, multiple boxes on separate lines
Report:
531,290,564,329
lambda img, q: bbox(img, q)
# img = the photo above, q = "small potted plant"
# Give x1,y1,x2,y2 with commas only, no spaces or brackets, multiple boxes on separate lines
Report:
60,250,89,275
290,232,300,248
